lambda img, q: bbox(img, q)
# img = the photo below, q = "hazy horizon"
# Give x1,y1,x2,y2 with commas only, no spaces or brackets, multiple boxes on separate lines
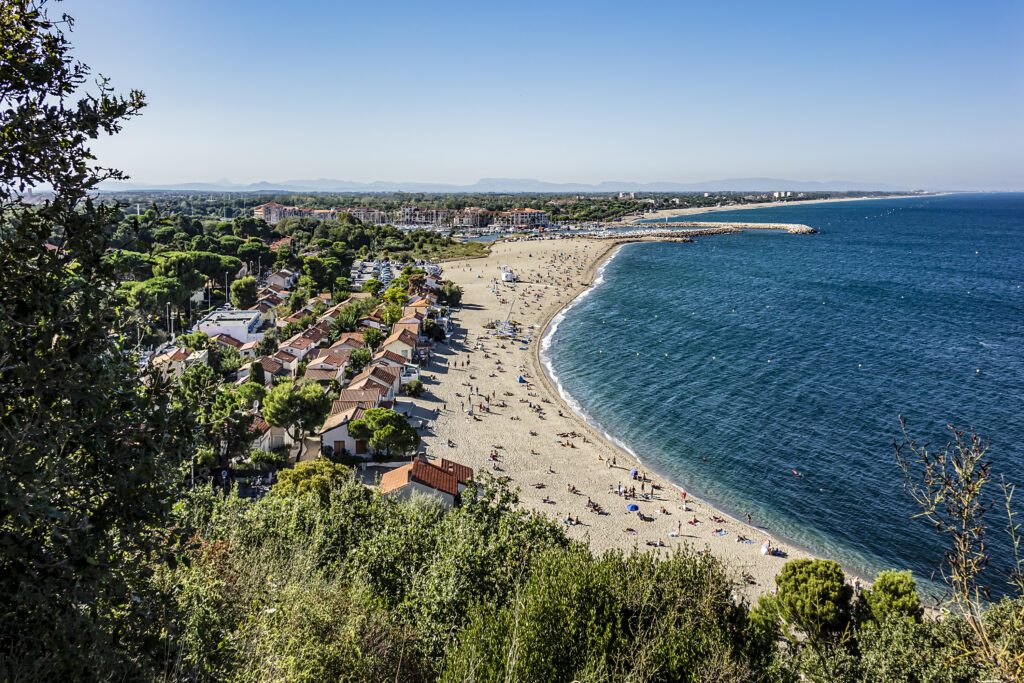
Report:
64,0,1024,191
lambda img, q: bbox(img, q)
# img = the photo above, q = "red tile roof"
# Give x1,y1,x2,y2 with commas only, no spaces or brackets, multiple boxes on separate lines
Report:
258,356,286,375
381,329,418,350
273,349,297,363
304,367,339,382
373,349,408,366
330,390,383,412
249,416,271,435
379,458,473,498
213,333,243,349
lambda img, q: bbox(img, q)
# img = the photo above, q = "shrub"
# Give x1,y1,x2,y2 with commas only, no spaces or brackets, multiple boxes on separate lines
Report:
403,379,424,397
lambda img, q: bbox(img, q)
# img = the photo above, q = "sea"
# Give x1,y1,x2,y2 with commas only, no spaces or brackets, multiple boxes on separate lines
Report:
542,193,1024,590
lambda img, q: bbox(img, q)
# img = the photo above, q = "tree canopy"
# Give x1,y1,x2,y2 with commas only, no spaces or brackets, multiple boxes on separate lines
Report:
347,407,420,456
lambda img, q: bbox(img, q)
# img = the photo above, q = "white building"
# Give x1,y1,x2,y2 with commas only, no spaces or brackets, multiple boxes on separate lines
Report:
195,307,264,343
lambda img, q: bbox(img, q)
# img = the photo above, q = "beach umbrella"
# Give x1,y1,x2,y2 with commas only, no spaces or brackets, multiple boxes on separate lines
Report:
626,503,639,512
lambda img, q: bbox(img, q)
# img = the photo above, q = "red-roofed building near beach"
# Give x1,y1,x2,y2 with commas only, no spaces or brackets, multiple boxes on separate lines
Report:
378,456,474,508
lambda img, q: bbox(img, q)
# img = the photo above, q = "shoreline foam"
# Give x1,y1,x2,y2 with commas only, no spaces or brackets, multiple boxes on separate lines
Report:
535,240,832,570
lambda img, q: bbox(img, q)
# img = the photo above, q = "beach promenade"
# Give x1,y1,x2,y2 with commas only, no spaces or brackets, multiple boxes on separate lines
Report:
406,236,813,598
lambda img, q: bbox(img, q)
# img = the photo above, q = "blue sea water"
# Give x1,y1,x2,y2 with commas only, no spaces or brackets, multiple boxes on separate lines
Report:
543,193,1024,586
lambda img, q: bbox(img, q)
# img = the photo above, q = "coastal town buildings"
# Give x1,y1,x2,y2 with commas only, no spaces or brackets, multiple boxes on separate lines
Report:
151,346,208,381
253,202,337,225
254,201,557,233
452,207,493,228
339,207,388,224
494,208,548,229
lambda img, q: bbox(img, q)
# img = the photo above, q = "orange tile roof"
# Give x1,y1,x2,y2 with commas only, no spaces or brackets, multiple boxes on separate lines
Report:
379,464,413,494
381,329,418,350
273,349,297,363
373,349,408,365
249,416,271,435
440,458,474,485
213,333,243,349
331,390,383,411
304,367,339,382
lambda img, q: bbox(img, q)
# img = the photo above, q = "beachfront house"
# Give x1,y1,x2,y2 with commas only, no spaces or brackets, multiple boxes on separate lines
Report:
378,457,474,509
373,349,420,384
347,364,401,401
379,328,418,361
318,406,367,457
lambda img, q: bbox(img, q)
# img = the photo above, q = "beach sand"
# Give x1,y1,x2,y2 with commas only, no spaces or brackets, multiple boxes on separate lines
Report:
628,194,931,223
407,236,812,598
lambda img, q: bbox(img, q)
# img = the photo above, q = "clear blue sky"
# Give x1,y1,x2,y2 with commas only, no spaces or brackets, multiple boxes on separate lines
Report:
63,0,1023,189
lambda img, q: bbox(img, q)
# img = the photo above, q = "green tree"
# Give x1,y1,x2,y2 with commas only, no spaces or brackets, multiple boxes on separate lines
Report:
214,344,244,376
441,282,462,305
235,379,266,409
209,386,256,464
230,275,257,309
174,363,220,427
333,276,351,298
176,331,211,350
118,275,189,313
363,327,384,350
263,381,330,458
236,239,272,271
382,284,407,306
363,277,383,295
403,379,424,397
857,616,979,683
863,570,923,624
249,358,267,386
347,407,420,457
775,558,853,645
271,458,351,503
349,347,372,373
0,3,187,677
381,303,403,326
232,215,271,239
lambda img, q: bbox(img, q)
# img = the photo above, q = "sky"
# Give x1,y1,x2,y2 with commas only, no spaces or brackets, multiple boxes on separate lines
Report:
62,0,1024,190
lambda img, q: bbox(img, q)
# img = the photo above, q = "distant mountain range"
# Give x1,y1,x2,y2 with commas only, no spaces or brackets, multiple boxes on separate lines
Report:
97,177,911,194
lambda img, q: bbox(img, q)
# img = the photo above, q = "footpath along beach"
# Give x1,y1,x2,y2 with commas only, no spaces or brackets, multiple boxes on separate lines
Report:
407,235,814,597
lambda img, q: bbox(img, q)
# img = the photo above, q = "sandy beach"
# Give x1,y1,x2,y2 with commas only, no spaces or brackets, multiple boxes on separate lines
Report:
629,193,933,223
408,236,813,598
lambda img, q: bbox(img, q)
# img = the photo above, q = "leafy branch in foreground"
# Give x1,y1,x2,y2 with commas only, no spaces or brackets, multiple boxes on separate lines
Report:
895,418,1024,681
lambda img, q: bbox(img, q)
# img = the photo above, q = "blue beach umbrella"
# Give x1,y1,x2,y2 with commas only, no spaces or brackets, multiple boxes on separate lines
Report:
626,503,640,512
